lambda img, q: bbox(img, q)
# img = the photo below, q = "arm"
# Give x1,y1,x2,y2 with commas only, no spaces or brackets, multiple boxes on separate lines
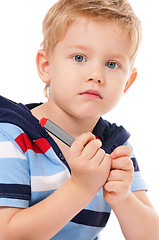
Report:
0,133,111,240
113,190,159,240
103,146,159,240
0,179,94,240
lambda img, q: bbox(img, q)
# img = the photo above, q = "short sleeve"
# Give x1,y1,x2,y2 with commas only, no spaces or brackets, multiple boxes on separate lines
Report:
0,124,31,208
123,140,148,192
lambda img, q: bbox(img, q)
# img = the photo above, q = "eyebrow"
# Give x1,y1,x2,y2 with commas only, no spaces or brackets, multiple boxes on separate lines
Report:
67,45,92,51
110,53,128,62
67,45,129,63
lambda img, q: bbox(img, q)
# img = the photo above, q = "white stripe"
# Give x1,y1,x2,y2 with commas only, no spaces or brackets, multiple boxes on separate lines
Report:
31,169,71,192
0,141,26,160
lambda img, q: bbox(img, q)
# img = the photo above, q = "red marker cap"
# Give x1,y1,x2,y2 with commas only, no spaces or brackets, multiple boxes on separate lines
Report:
39,117,48,127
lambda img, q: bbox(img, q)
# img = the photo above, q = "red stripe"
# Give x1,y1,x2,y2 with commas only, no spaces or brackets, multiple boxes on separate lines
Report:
34,138,51,153
15,133,51,154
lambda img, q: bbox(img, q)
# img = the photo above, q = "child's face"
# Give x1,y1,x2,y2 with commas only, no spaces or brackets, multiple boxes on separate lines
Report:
45,18,135,120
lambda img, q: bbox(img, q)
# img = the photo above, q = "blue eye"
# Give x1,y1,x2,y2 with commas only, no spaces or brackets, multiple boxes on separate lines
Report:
106,61,119,69
73,55,86,62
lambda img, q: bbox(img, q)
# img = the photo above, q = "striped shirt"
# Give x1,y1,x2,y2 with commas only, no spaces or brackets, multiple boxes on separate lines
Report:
0,96,147,240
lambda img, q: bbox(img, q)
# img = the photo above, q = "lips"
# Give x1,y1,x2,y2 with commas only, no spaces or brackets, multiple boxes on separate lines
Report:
80,89,102,99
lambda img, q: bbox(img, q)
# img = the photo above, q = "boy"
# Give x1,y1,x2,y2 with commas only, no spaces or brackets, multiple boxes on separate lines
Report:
0,0,159,239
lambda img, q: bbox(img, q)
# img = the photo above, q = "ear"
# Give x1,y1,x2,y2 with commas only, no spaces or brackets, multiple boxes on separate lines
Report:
123,68,137,94
36,49,50,83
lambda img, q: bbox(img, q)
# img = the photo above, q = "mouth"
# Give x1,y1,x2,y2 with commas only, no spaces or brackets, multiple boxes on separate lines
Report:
80,89,102,99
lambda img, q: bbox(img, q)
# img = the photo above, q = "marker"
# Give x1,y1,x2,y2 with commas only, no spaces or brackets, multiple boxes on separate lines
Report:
39,118,75,147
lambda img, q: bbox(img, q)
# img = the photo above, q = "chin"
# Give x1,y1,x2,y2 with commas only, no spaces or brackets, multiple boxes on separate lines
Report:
75,111,101,121
67,105,104,121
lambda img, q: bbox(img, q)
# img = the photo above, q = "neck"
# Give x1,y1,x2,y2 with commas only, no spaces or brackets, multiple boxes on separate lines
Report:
40,101,100,139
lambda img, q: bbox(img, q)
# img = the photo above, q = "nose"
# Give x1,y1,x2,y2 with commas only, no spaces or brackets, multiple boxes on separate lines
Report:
87,66,104,84
88,78,102,84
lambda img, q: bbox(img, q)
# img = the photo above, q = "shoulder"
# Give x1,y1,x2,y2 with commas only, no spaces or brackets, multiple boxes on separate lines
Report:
0,122,24,138
0,122,30,161
93,118,130,154
0,95,45,140
0,122,26,152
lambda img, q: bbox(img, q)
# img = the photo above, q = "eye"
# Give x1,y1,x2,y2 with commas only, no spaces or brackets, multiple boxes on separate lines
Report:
73,55,86,62
106,61,119,69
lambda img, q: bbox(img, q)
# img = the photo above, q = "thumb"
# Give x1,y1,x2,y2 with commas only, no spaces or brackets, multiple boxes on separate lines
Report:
70,132,96,158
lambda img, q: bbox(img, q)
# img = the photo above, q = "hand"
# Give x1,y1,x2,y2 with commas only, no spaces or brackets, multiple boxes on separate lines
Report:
103,145,134,207
68,132,111,196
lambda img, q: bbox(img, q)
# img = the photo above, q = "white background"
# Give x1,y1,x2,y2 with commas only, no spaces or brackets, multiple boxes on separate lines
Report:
0,1,159,239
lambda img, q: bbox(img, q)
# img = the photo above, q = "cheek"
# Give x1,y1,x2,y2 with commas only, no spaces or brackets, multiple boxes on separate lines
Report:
49,75,74,103
105,82,125,109
110,78,124,94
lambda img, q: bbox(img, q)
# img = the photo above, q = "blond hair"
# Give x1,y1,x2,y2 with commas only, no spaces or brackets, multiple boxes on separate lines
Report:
41,0,142,97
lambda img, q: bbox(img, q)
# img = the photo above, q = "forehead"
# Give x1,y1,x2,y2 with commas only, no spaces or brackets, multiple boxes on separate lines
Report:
57,17,131,56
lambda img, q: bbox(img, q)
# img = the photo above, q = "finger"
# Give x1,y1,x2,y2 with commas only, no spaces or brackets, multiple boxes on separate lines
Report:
82,138,102,160
107,169,132,182
99,153,112,177
111,157,134,171
104,180,128,193
70,132,95,157
111,145,131,159
90,148,106,166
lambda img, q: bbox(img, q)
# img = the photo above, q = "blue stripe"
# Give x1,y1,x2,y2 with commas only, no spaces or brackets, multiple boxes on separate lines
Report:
28,149,66,177
71,209,110,227
0,184,31,200
30,190,54,206
0,158,30,185
0,198,29,208
131,157,139,171
84,188,111,213
0,123,24,141
53,221,101,240
131,171,147,192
